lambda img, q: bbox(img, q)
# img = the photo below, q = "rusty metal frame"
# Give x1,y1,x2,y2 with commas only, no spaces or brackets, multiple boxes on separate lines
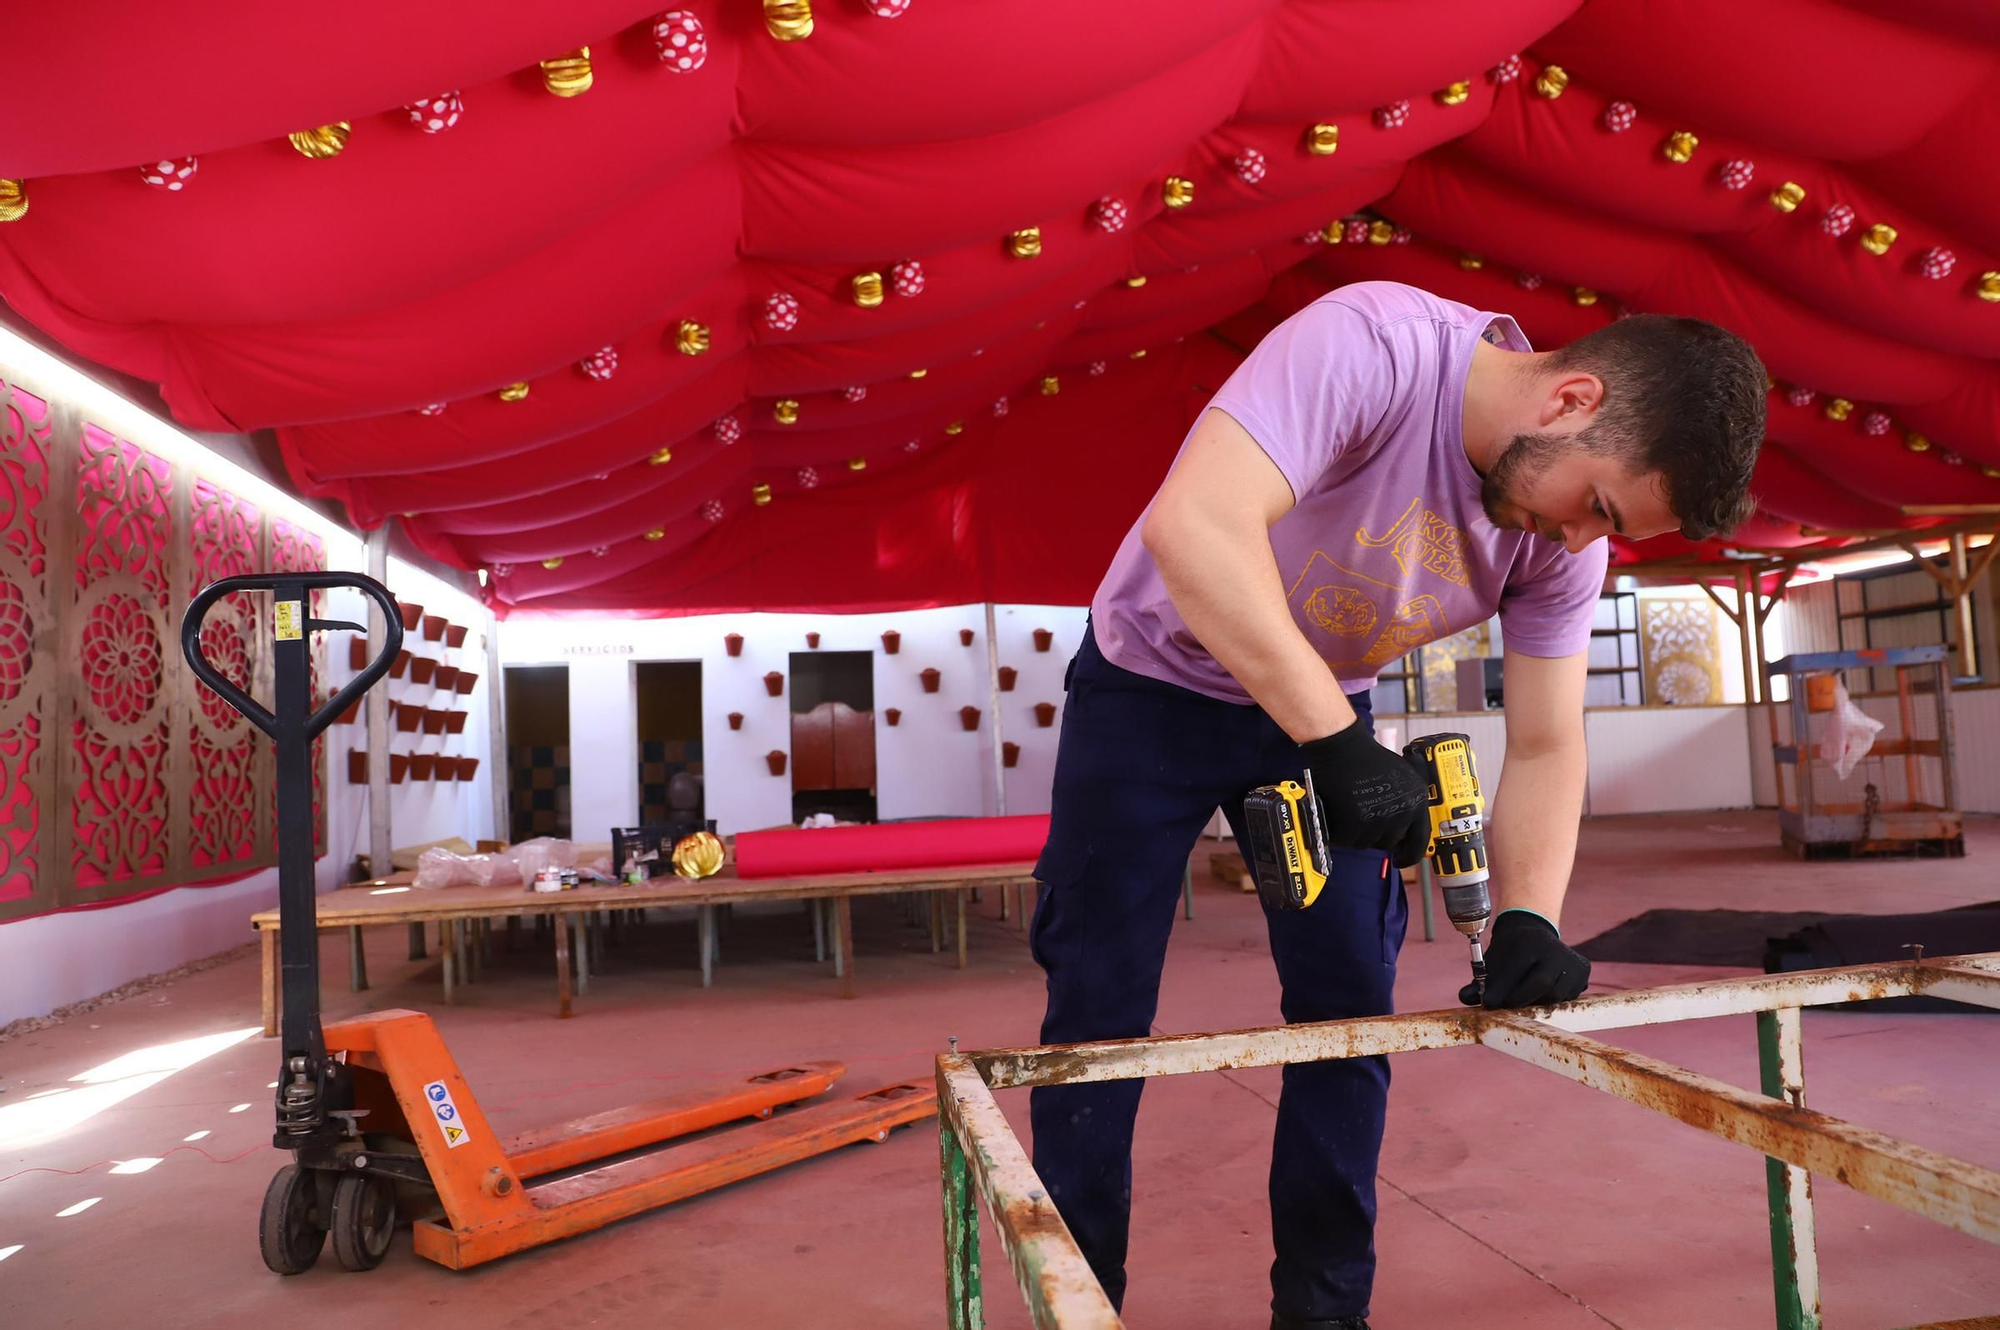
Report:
937,953,2000,1330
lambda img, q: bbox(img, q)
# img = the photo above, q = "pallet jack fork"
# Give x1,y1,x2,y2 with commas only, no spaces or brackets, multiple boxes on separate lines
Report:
184,573,936,1274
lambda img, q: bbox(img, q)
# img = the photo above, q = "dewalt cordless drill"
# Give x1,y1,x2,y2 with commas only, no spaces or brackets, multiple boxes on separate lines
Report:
1243,732,1492,999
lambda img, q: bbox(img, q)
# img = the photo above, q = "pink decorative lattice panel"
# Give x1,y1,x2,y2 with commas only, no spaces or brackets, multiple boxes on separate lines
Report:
68,424,173,894
269,518,328,854
0,381,50,916
186,477,265,871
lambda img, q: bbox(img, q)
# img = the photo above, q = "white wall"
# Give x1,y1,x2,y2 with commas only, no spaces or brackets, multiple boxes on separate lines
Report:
499,605,1089,838
0,551,496,1026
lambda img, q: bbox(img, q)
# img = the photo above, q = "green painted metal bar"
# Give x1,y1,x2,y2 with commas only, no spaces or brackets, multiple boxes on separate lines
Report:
941,1118,984,1330
1757,1009,1823,1330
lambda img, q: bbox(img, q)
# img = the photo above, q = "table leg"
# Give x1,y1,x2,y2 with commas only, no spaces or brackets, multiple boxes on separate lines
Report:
575,915,590,996
929,893,944,953
407,922,426,961
347,926,369,992
507,915,520,952
468,920,482,984
1014,883,1026,928
553,912,573,1019
261,927,277,1038
956,890,968,970
812,898,826,963
442,921,456,1005
836,896,855,1000
698,905,714,990
480,917,493,967
998,884,1010,922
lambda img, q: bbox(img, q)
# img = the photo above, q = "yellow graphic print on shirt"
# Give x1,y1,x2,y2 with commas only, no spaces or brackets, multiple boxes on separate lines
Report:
1288,496,1467,675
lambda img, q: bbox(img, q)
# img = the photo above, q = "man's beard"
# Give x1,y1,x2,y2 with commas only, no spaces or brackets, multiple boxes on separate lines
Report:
1480,431,1565,538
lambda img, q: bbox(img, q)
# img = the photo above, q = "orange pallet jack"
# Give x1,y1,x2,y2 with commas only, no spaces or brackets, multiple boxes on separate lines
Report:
184,573,935,1274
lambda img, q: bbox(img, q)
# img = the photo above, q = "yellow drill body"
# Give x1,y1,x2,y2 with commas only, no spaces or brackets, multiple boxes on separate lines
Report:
1403,733,1492,996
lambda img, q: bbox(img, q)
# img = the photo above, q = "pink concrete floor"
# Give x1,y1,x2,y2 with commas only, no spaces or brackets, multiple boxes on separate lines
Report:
2,810,1996,1329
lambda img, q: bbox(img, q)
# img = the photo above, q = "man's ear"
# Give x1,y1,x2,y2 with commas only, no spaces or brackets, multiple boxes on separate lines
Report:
1541,372,1605,426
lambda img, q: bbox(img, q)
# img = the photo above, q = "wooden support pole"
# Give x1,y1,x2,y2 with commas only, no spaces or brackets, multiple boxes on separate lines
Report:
365,525,393,888
985,603,1008,819
1733,570,1759,705
1951,534,1978,680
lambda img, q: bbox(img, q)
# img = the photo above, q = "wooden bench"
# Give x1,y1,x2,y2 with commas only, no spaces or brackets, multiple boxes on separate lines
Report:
250,861,1037,1035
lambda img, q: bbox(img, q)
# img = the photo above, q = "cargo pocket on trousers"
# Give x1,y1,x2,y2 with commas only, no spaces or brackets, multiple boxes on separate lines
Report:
1028,834,1094,972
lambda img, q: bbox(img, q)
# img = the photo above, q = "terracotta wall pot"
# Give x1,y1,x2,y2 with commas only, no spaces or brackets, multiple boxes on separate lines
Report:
347,750,368,784
766,750,788,777
390,649,411,679
959,706,980,732
458,757,481,779
444,623,468,648
805,631,820,648
728,712,744,730
1033,628,1054,652
444,710,468,735
398,602,423,631
410,753,436,779
763,671,784,697
919,668,941,693
348,637,369,671
421,614,446,642
724,633,744,657
434,665,459,690
881,630,900,655
410,656,436,685
389,753,409,784
421,708,447,735
997,666,1017,691
1034,702,1057,727
454,671,478,695
959,628,975,646
885,708,901,727
393,703,422,733
1003,742,1020,769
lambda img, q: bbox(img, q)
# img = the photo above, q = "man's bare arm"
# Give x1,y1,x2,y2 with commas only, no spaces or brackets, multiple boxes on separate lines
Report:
1487,648,1589,927
1141,408,1356,742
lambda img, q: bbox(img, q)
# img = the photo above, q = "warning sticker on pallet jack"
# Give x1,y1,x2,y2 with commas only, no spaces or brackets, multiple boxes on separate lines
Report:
423,1079,472,1148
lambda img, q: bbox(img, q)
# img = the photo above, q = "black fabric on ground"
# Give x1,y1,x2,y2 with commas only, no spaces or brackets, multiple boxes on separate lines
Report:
1575,908,1842,968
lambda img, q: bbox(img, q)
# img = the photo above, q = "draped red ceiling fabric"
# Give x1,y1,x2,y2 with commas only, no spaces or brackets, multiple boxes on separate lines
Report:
1,0,1997,615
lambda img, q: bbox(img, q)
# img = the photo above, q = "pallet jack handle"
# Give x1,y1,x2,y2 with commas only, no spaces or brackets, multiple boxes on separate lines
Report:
182,572,404,1147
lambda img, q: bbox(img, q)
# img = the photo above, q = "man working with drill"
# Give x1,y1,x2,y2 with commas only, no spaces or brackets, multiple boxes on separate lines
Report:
1031,280,1766,1329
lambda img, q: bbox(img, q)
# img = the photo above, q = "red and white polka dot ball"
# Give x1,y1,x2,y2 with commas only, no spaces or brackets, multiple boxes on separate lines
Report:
1719,160,1755,190
1821,204,1855,238
578,348,618,381
866,0,912,14
701,498,725,523
406,93,463,134
797,467,820,489
1602,101,1637,133
139,157,198,191
1373,101,1410,130
764,292,800,332
653,13,707,71
843,385,868,403
713,414,742,444
1920,246,1956,280
1233,148,1266,185
892,260,926,298
1092,197,1128,234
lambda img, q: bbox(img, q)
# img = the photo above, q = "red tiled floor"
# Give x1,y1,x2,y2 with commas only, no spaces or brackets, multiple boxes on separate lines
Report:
1,810,1995,1328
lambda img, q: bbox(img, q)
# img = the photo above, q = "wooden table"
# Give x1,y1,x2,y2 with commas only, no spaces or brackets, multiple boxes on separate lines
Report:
250,861,1037,1035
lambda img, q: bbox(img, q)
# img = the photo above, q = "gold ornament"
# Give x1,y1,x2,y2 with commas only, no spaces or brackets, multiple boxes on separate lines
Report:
644,528,666,541
1903,430,1931,453
1008,228,1042,259
1458,254,1483,271
1661,131,1698,164
1978,271,2000,302
1125,275,1148,288
288,123,352,159
1129,348,1148,359
676,320,711,355
498,382,531,402
1307,123,1339,156
944,420,964,436
1572,287,1599,306
1983,465,2000,479
752,483,773,507
1534,65,1569,98
908,367,928,379
1769,181,1806,213
1162,176,1195,209
851,271,885,307
541,49,593,97
847,457,866,471
773,398,800,425
542,557,565,570
1437,81,1471,107
648,447,672,466
672,830,726,880
1367,219,1394,245
763,0,813,41
1859,223,1897,256
1040,375,1060,397
1824,397,1853,422
1321,220,1343,243
0,179,27,222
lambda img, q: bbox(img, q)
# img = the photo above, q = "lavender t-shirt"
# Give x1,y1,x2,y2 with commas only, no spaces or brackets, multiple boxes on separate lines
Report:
1092,281,1609,702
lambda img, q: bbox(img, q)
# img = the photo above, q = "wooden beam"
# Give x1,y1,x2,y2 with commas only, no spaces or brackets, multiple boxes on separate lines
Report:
1900,504,2000,517
1698,578,1743,627
1897,539,1961,596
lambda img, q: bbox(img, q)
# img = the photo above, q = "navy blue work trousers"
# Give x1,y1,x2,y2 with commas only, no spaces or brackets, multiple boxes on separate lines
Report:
1030,625,1406,1322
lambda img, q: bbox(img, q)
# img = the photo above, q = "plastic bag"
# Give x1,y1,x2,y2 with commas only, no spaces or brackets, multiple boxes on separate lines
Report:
413,837,578,890
1821,677,1883,780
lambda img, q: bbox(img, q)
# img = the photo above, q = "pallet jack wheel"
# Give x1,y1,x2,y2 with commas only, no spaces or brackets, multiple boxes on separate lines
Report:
330,1173,398,1271
259,1164,327,1275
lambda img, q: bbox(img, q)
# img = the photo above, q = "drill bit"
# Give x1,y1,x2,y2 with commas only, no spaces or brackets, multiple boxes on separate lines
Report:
1467,935,1488,1002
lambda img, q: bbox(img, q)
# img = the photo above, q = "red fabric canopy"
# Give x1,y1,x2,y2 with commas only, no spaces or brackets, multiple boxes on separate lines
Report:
3,0,1996,613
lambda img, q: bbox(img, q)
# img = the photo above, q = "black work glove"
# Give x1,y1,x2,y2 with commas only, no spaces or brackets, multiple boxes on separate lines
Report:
1300,722,1432,868
1462,909,1591,1009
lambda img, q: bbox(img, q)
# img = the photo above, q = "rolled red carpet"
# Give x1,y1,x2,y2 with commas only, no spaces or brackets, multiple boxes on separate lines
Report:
733,814,1049,880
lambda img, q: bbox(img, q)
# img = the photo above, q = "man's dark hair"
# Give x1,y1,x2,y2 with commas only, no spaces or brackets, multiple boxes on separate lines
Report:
1544,315,1767,541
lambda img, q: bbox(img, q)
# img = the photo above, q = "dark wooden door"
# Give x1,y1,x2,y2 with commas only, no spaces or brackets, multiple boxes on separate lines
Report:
831,702,876,791
790,702,837,791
